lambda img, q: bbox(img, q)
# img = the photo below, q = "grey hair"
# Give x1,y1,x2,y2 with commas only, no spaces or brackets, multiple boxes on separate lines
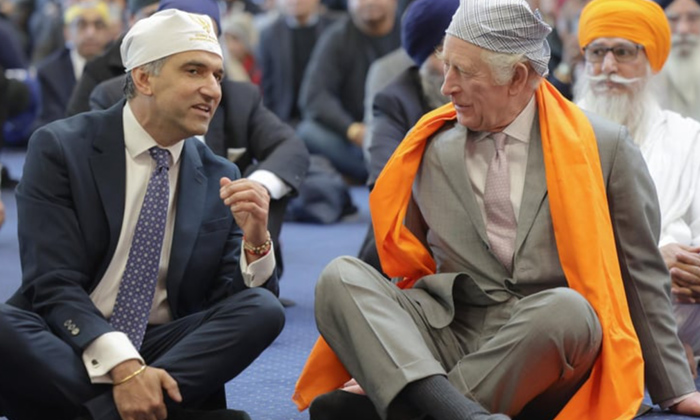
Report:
123,57,168,100
481,49,541,88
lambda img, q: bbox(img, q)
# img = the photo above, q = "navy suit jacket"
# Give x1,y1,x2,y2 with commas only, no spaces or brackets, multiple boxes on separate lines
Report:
8,101,279,352
35,47,76,128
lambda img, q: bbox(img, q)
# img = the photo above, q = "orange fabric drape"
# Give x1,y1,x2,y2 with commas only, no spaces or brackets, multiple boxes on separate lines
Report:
294,80,644,419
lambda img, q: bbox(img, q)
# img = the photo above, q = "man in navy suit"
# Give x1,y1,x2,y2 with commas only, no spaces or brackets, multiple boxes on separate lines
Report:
0,9,283,420
34,1,112,128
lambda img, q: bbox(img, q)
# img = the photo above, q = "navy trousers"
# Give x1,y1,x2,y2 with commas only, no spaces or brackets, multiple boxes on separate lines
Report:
0,288,284,420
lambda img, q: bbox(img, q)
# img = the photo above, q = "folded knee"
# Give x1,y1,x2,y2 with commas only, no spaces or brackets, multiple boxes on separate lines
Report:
519,288,602,350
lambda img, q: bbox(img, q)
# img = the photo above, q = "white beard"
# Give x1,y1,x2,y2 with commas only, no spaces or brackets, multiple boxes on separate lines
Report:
574,68,657,146
419,63,450,110
659,34,700,108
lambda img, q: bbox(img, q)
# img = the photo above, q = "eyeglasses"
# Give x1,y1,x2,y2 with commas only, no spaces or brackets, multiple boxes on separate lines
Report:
583,44,643,63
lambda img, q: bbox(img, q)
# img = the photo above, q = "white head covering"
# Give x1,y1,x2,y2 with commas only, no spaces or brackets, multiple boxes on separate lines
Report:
121,9,223,72
446,0,552,76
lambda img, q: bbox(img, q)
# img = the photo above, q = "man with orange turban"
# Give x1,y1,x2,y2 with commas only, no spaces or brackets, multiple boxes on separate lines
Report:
575,0,700,391
295,0,700,419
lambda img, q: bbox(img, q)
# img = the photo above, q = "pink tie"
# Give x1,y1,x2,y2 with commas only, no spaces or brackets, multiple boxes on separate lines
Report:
483,132,517,272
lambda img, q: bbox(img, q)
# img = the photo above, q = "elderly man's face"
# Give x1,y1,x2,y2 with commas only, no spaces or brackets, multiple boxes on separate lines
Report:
145,50,224,145
667,0,700,56
440,35,513,131
584,37,649,94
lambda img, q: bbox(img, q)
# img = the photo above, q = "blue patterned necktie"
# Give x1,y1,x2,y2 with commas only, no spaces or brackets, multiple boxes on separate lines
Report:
110,147,171,349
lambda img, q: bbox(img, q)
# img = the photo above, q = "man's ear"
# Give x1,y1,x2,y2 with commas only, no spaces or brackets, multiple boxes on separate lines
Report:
131,67,154,96
508,62,531,96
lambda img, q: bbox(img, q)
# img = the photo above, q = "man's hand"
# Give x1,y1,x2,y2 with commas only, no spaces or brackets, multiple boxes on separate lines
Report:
670,391,700,416
341,378,366,395
660,243,700,303
220,177,270,246
346,122,366,148
111,360,182,420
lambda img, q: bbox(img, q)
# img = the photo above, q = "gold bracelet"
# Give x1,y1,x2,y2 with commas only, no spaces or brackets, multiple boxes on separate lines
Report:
113,364,147,386
243,231,272,256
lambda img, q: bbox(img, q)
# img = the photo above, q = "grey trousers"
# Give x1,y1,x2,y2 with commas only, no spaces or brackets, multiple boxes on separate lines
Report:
315,257,603,420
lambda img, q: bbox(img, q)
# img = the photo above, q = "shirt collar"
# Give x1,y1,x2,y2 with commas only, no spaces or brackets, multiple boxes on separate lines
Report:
469,96,536,143
123,103,184,166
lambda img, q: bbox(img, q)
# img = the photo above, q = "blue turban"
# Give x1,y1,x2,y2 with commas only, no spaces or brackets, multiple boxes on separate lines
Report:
401,0,460,66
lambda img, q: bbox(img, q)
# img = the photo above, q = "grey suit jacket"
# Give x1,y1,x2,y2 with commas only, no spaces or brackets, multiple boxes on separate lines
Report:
406,110,695,404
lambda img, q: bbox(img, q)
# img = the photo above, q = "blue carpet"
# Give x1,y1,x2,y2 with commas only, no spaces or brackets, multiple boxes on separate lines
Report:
0,148,698,419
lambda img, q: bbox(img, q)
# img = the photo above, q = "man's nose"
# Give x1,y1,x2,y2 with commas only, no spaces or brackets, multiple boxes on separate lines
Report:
600,50,617,74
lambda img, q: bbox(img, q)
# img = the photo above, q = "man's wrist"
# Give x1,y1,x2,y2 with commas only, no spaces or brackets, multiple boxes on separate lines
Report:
244,230,272,256
110,359,144,383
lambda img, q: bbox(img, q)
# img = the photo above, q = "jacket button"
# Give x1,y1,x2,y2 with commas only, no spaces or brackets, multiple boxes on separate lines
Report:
71,328,80,336
64,319,73,327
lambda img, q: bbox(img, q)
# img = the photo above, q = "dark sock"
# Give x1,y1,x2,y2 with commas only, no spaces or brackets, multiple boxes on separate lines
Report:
398,375,509,420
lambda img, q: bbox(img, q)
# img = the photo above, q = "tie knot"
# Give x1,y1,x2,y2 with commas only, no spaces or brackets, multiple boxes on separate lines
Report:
149,147,170,170
492,132,507,151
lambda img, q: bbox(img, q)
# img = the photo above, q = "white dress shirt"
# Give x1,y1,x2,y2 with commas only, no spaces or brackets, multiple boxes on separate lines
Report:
69,47,87,81
83,103,275,383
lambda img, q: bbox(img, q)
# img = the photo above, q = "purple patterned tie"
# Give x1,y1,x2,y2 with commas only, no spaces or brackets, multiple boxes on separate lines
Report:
484,132,517,272
110,147,170,349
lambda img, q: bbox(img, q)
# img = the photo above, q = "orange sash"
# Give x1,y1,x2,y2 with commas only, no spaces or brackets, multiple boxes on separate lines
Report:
293,80,644,420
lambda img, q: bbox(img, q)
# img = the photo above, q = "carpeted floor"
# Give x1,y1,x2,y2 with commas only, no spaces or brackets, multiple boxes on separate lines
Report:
0,148,698,420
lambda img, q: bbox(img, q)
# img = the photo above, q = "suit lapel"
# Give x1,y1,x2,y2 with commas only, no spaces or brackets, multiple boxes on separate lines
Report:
89,103,127,267
514,114,548,256
434,128,489,244
167,139,207,304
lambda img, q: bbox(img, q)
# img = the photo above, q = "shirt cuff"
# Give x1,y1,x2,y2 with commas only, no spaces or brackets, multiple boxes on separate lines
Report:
247,169,292,200
660,392,696,409
82,332,143,384
239,241,276,287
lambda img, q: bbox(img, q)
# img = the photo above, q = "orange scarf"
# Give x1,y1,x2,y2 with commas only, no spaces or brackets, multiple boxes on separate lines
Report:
294,80,644,420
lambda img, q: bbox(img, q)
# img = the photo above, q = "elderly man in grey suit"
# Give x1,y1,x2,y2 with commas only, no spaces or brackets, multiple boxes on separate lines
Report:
299,0,700,419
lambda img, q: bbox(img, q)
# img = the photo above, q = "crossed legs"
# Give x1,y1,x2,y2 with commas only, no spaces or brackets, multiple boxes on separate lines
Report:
313,257,602,420
0,288,284,420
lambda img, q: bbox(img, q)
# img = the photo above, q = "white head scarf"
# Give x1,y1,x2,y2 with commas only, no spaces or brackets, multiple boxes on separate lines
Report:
121,9,223,72
446,0,552,76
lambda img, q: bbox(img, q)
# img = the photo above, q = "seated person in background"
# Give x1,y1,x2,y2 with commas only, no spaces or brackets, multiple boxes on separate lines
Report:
655,0,700,122
297,0,400,184
294,0,700,419
88,0,310,281
221,11,261,85
574,0,700,376
35,0,113,128
65,0,161,117
357,0,456,272
0,9,284,420
257,0,336,126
